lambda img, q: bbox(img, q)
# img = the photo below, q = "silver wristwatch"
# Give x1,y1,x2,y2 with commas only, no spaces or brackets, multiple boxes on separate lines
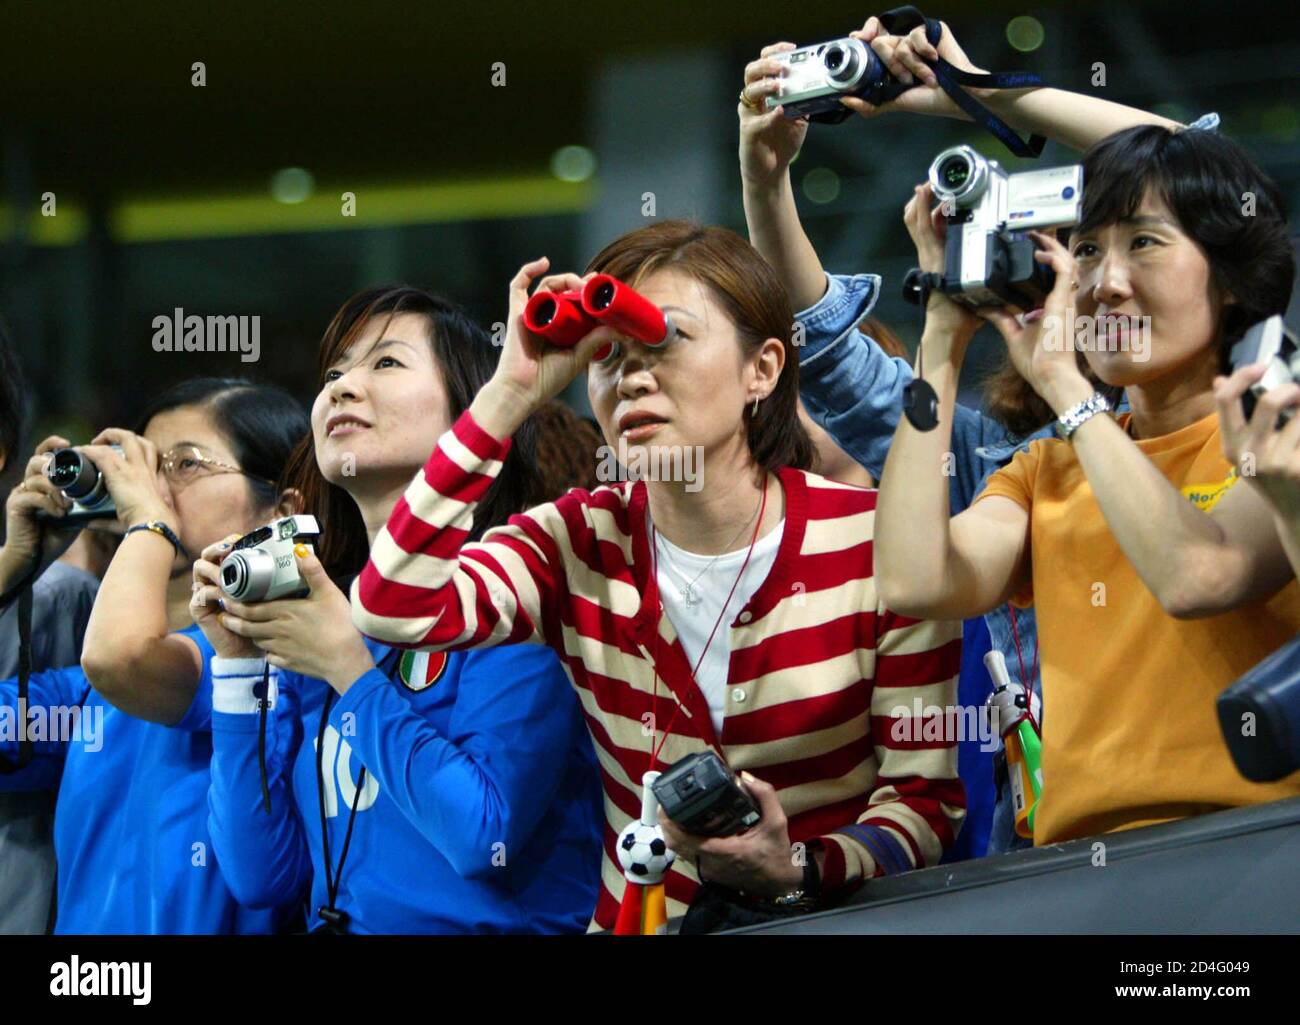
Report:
1055,392,1113,441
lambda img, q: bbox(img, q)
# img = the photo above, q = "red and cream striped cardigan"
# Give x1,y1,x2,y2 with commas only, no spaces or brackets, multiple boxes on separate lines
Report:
352,410,965,931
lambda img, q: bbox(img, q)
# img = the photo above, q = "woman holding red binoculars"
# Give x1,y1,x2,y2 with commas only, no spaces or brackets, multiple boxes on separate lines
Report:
350,220,965,930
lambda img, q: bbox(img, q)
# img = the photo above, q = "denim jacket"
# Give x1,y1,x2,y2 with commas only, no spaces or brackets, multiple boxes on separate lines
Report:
796,271,1046,854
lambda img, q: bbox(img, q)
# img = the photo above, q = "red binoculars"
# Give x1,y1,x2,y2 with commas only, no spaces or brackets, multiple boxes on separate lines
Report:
523,275,675,358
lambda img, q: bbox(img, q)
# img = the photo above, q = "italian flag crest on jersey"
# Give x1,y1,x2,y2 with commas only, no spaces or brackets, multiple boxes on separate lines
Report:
397,650,448,692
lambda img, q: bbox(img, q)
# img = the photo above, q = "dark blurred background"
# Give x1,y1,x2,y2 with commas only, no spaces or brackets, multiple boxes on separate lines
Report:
2,0,1298,443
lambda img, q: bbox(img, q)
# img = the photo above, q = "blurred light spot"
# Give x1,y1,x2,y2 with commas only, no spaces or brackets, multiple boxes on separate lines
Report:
271,167,314,204
1261,104,1300,142
803,168,841,205
1006,16,1045,53
551,145,597,182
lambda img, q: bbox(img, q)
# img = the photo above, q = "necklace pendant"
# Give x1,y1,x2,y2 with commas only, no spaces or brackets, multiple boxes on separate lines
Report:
682,584,701,608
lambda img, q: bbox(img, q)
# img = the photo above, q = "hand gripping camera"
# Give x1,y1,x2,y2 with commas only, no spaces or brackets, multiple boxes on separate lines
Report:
763,37,906,122
523,274,676,361
40,445,123,525
651,751,760,837
929,145,1083,309
1228,315,1300,425
220,515,321,603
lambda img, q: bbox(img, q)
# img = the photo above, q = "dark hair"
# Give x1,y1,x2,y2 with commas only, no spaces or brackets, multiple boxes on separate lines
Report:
0,318,27,472
283,285,541,581
134,377,309,510
532,402,605,496
984,124,1295,434
585,220,815,475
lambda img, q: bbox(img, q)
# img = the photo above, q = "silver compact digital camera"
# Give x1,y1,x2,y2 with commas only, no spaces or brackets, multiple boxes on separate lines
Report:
220,514,321,603
41,445,123,525
763,37,890,121
929,145,1083,308
1229,315,1300,425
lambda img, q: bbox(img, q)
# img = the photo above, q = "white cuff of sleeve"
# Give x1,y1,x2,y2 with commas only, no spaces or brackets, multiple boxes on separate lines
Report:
211,656,278,715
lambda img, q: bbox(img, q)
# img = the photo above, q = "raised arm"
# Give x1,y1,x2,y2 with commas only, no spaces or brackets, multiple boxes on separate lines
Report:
77,429,204,724
737,43,825,313
842,16,1185,151
0,436,87,600
1215,365,1300,589
874,184,1033,619
352,258,610,652
966,240,1295,620
737,34,1027,504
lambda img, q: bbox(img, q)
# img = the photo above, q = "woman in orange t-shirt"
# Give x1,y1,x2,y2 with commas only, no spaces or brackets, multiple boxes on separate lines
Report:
872,121,1300,845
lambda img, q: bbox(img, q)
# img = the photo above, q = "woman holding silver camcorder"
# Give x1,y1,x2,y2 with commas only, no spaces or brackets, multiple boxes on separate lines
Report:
740,12,1207,857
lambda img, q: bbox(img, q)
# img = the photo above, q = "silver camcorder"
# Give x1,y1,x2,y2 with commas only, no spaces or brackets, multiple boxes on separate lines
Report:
40,445,123,525
220,514,321,603
763,37,888,121
1229,315,1300,425
929,145,1083,309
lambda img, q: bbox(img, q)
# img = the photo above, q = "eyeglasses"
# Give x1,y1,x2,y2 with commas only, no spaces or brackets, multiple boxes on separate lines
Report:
159,446,276,489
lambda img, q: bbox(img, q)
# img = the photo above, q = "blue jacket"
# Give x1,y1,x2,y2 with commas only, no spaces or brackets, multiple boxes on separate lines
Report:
207,638,603,934
0,624,290,934
796,271,1049,856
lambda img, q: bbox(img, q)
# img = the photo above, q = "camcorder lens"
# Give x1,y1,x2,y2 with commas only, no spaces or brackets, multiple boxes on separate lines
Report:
940,156,971,190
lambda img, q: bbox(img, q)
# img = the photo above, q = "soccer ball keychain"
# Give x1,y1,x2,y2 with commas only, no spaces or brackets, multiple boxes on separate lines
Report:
613,771,676,934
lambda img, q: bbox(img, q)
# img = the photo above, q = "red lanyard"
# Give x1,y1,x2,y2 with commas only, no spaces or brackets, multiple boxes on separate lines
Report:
1007,604,1040,732
646,478,769,769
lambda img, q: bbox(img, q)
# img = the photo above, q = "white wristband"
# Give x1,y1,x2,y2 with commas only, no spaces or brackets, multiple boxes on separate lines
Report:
211,657,278,715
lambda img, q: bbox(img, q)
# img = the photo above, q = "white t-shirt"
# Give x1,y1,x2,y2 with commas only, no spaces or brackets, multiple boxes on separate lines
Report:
652,517,785,738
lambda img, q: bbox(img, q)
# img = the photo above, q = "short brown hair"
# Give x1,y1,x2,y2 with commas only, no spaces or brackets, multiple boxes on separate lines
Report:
532,401,605,496
585,221,814,475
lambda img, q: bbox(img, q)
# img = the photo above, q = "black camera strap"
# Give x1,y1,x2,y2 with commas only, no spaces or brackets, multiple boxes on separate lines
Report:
313,684,371,935
878,6,1048,158
900,267,946,432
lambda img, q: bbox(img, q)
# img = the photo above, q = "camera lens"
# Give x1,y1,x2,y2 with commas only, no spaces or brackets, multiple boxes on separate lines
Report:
46,450,82,489
939,155,972,190
219,550,268,602
823,43,861,85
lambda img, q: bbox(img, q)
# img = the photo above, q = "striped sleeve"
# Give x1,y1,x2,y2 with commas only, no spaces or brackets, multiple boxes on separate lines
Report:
351,408,563,654
815,605,964,892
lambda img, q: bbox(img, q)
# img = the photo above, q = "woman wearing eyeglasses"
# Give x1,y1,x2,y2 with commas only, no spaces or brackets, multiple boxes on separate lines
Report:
0,376,308,933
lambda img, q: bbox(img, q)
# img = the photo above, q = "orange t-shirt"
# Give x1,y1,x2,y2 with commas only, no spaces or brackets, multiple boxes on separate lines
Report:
977,410,1300,845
